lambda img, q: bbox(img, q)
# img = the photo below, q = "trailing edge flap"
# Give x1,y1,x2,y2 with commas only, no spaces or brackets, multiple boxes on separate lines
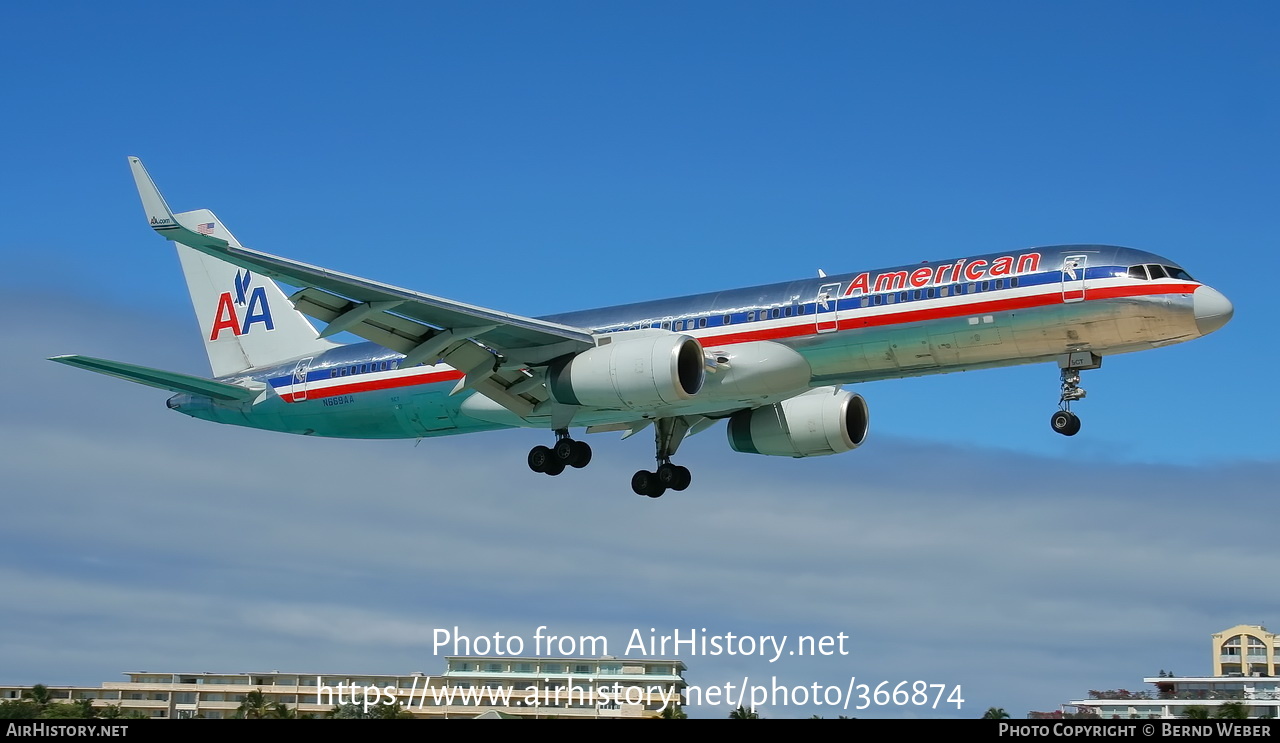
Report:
48,355,262,402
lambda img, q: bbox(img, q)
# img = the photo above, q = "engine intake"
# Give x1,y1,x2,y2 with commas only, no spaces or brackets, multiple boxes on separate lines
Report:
727,387,869,457
548,330,704,410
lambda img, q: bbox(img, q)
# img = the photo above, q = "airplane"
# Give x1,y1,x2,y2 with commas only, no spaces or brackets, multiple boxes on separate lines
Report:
50,157,1235,498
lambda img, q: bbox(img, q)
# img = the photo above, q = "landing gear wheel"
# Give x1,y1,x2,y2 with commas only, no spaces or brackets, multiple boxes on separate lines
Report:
553,438,576,463
657,463,681,489
672,465,692,491
527,445,552,473
657,463,691,491
543,458,565,476
569,440,592,469
1050,410,1081,437
631,470,665,498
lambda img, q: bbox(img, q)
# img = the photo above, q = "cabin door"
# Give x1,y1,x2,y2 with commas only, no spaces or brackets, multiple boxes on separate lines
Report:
1061,255,1088,303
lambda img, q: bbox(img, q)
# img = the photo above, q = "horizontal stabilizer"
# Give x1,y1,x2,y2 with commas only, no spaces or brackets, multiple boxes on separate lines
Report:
48,355,261,401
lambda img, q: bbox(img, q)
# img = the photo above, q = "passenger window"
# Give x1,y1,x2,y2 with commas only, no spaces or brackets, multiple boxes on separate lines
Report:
722,315,731,324
913,290,922,301
967,283,977,293
981,281,989,292
1147,264,1167,280
1011,277,1019,287
771,308,780,319
698,317,707,328
939,286,949,297
1128,265,1149,280
784,306,792,317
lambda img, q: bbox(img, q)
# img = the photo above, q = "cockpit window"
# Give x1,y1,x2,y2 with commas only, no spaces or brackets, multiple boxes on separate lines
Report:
1164,266,1195,281
1127,265,1149,280
1146,264,1168,280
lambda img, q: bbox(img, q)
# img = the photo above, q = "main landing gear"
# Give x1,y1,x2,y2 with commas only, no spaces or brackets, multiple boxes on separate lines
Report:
1050,352,1101,437
631,418,692,498
527,429,591,476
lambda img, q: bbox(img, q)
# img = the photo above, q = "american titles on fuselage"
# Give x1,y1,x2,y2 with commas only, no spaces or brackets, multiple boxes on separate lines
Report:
841,252,1041,296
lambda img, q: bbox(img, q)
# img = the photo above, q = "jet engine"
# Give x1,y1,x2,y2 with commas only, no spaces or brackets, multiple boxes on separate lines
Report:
727,386,869,457
547,330,704,410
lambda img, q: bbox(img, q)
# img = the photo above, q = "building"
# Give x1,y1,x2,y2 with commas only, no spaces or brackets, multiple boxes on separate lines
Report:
1213,625,1279,678
0,656,687,719
1056,625,1279,719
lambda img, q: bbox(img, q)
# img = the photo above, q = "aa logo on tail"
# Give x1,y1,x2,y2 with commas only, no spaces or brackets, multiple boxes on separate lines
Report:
209,270,275,340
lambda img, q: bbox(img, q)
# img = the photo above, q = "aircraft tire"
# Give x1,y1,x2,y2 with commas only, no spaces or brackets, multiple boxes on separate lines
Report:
657,463,681,488
543,459,565,476
632,470,664,498
570,440,592,468
672,465,692,491
528,445,552,472
554,438,577,463
1050,410,1080,437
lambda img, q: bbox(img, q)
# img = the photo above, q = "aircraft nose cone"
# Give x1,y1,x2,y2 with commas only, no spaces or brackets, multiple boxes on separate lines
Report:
1193,285,1234,335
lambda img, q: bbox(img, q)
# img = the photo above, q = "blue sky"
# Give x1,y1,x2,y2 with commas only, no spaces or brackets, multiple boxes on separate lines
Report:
1,2,1277,718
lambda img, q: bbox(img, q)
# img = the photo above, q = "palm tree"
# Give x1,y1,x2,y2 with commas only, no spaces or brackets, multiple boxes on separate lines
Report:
728,705,760,719
1215,702,1249,719
660,704,688,719
328,702,375,719
982,707,1011,719
236,690,273,719
0,700,44,719
1184,705,1211,719
370,701,413,719
22,685,52,706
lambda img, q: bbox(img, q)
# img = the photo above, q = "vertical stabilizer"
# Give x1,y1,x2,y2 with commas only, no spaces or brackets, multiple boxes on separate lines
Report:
170,211,336,377
129,157,337,376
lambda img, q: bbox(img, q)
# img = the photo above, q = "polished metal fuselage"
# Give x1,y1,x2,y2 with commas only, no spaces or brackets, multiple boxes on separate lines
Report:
169,244,1216,439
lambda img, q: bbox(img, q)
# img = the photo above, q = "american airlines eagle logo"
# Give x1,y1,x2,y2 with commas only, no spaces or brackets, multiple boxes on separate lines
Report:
209,270,275,340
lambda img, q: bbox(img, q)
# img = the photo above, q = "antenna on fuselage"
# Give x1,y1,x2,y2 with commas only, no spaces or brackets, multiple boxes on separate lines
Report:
817,269,827,278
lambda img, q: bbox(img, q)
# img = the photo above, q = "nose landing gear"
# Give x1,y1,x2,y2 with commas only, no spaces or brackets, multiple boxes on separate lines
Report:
1050,352,1101,437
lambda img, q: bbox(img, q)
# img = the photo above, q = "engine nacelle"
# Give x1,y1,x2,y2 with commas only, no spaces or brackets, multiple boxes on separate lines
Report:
727,387,869,457
700,341,812,403
548,330,704,410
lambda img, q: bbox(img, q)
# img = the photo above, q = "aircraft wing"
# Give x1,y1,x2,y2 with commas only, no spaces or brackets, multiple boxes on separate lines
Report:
128,157,596,369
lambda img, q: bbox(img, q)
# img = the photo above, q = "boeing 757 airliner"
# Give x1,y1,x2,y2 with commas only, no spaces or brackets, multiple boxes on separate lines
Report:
50,158,1235,497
